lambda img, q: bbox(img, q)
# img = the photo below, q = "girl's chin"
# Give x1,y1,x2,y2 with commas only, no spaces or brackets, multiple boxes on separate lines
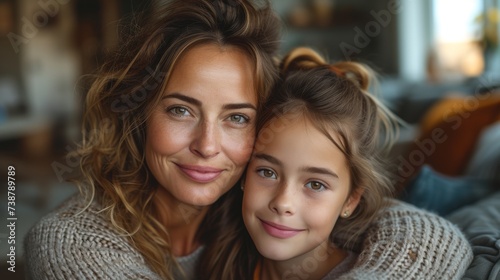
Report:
256,247,294,262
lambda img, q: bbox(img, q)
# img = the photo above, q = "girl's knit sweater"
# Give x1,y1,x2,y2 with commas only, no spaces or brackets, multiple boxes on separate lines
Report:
24,195,473,279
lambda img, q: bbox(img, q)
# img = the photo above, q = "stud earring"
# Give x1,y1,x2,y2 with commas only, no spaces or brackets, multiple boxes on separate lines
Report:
240,182,244,191
343,211,349,218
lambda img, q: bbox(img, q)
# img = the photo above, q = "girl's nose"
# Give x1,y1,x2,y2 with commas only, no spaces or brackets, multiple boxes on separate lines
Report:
268,183,295,216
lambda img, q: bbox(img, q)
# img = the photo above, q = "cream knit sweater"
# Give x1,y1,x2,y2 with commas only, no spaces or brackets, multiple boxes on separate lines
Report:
25,195,473,279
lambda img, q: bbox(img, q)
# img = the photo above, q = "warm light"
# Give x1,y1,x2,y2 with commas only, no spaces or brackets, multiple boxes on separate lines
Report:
432,0,485,80
434,0,483,43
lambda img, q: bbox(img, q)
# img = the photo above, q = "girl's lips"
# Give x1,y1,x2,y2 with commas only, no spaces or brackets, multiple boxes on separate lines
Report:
176,164,223,183
259,219,304,239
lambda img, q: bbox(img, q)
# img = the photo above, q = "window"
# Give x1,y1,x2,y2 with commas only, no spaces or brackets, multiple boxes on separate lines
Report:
431,0,484,79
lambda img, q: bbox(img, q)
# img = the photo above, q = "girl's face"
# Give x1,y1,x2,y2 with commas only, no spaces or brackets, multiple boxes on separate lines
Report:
243,115,361,261
146,44,257,207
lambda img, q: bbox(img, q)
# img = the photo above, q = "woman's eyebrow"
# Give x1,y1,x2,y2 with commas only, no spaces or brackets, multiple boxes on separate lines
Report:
162,93,256,111
163,93,201,106
223,103,256,111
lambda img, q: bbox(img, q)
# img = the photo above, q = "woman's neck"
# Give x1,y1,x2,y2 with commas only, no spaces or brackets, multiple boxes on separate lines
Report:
260,241,348,280
153,187,209,257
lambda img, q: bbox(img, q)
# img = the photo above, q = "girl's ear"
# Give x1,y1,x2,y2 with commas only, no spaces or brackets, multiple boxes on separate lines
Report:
341,187,364,218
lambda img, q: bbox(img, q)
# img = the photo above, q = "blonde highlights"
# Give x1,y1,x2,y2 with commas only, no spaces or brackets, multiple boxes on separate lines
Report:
75,0,280,279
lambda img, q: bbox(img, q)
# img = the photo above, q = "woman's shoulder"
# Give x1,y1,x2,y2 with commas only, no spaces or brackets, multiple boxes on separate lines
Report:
25,194,125,246
338,199,473,280
24,194,160,279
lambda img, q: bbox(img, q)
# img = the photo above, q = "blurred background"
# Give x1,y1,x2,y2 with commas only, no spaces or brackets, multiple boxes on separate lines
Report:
0,0,499,278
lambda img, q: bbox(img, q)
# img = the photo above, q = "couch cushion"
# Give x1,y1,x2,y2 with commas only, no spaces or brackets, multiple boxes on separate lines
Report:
399,94,500,184
446,191,500,280
464,121,500,183
399,165,497,216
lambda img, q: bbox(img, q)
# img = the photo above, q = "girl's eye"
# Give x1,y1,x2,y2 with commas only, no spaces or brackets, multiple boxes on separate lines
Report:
256,168,277,179
228,114,249,124
168,106,190,117
305,181,326,192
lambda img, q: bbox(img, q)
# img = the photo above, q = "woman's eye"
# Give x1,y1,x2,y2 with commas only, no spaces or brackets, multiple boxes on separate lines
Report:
305,181,326,192
256,169,277,179
228,114,249,124
168,106,190,116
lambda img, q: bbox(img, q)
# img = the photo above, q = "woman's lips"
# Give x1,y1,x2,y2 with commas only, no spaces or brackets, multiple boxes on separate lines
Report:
259,219,304,239
176,164,223,183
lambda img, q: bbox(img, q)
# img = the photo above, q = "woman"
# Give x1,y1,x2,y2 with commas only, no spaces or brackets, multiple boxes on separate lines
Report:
25,0,279,279
25,1,472,279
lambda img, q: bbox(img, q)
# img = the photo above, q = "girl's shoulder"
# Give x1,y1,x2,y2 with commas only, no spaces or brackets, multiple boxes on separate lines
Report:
337,199,473,280
24,194,160,279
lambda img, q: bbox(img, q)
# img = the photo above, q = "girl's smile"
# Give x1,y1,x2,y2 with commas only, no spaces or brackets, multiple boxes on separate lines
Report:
259,218,306,239
242,114,360,262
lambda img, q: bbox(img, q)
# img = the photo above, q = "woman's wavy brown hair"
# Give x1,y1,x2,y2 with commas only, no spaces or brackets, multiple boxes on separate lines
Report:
223,47,399,278
75,0,280,279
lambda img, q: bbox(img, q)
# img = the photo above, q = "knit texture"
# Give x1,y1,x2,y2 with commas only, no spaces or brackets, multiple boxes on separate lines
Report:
24,195,162,280
25,195,473,279
338,201,473,280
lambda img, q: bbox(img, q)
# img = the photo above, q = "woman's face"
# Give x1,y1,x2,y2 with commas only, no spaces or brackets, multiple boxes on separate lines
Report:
146,44,257,207
243,115,360,261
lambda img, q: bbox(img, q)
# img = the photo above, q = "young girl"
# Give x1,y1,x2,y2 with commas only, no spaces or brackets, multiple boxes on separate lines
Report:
240,47,455,279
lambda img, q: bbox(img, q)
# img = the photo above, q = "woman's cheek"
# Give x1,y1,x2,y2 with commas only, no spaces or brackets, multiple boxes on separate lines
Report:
227,129,256,165
147,112,194,151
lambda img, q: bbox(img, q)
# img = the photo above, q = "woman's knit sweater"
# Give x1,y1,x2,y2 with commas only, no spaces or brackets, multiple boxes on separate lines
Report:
24,195,473,279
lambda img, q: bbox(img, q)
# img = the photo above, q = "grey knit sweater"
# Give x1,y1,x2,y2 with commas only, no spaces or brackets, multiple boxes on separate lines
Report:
24,195,473,279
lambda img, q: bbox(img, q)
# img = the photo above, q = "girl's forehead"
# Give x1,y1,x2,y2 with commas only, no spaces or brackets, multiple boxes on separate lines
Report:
252,113,351,182
256,112,347,152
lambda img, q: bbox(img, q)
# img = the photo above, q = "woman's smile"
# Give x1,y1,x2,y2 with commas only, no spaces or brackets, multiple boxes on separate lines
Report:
175,163,224,183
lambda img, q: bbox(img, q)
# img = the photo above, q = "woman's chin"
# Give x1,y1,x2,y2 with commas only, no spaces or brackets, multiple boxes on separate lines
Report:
181,195,218,207
176,187,228,207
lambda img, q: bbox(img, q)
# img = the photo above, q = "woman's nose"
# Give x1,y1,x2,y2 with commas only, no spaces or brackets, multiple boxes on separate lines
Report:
189,120,221,158
269,183,295,216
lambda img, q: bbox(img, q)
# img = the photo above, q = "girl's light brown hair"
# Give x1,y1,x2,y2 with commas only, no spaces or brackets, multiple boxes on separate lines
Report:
259,46,398,248
222,47,399,278
75,0,280,279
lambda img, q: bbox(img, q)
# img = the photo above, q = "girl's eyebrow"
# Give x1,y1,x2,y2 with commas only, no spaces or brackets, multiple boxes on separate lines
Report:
163,93,256,111
254,153,339,179
254,153,282,166
300,167,338,179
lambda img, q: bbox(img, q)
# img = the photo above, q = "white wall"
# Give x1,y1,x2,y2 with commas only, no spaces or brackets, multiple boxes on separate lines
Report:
397,0,433,82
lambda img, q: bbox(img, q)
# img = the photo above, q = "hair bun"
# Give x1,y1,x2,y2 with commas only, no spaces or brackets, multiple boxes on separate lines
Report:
280,47,326,75
330,61,372,91
280,47,372,91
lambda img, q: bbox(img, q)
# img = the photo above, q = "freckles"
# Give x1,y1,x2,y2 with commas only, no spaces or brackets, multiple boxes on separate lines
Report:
226,130,255,164
306,205,337,225
148,117,193,152
148,129,170,153
237,144,254,164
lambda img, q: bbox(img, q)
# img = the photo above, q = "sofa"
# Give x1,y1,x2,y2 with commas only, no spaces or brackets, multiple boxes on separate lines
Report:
384,77,500,279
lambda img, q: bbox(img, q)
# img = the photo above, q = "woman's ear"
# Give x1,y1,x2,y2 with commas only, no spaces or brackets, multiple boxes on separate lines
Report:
341,187,364,218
